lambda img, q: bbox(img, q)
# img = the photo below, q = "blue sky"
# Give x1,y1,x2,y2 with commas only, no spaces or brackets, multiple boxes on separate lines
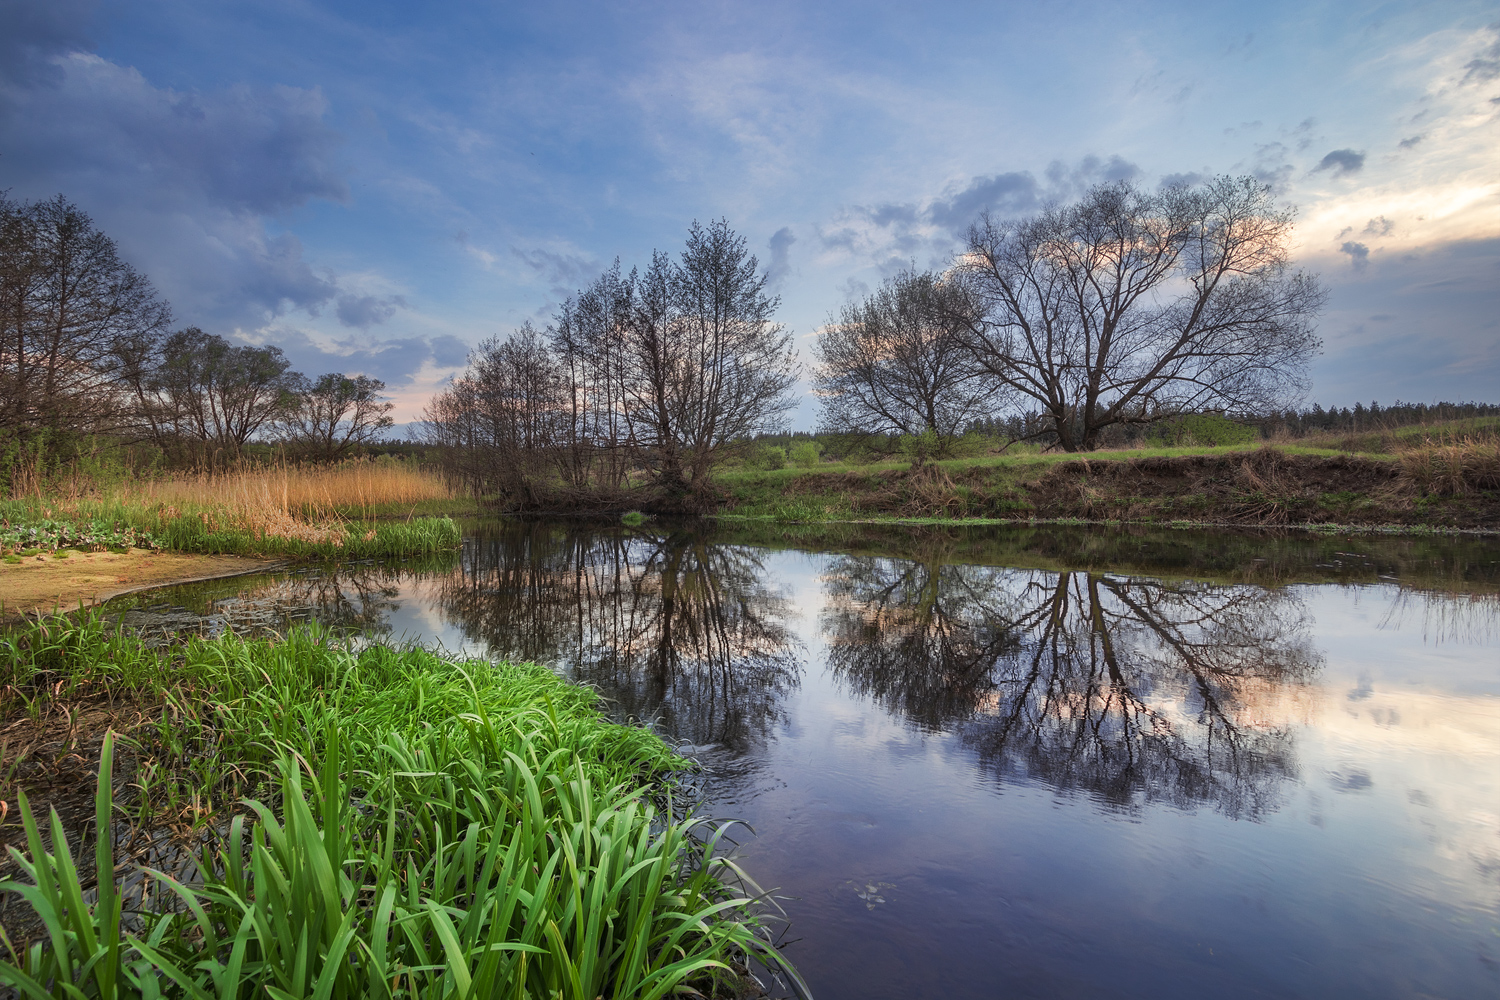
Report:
2,0,1497,426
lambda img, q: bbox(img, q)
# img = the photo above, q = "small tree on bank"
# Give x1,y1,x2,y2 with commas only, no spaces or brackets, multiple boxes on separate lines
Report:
953,176,1325,451
812,268,990,464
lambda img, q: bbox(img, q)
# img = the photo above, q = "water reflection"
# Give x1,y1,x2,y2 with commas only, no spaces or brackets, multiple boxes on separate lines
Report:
821,558,1321,817
433,523,802,751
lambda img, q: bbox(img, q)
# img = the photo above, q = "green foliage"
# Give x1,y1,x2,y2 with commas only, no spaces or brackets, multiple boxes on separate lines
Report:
898,428,941,465
621,510,647,527
789,441,821,468
1147,413,1259,448
0,516,159,554
0,617,799,999
754,445,787,471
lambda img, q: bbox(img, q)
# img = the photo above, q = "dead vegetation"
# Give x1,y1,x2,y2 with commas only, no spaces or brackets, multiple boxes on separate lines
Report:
737,445,1500,528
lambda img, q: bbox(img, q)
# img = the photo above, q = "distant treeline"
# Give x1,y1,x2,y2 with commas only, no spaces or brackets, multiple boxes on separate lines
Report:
1243,400,1500,437
959,400,1500,447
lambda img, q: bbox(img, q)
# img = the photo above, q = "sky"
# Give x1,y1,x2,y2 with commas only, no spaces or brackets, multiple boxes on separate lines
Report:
2,0,1497,429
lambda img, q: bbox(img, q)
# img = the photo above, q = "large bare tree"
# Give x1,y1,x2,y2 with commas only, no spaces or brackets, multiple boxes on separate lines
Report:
954,177,1325,451
812,268,991,459
0,194,171,446
627,220,798,493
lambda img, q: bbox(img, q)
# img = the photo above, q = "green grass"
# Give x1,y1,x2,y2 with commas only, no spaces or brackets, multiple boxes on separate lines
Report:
0,615,799,999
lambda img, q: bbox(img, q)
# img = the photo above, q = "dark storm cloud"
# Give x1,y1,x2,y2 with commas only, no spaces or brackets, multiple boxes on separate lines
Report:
926,172,1040,231
1313,236,1500,405
337,294,408,329
819,155,1141,270
1042,154,1142,198
512,246,600,298
0,0,95,88
766,226,796,286
1313,148,1366,176
1339,241,1370,270
0,34,350,329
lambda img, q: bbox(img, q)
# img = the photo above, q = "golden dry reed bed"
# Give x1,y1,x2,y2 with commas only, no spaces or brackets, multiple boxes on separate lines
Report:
121,460,455,521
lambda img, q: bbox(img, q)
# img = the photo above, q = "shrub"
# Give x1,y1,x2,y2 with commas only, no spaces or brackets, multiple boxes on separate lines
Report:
756,445,787,470
790,441,821,468
1147,413,1259,448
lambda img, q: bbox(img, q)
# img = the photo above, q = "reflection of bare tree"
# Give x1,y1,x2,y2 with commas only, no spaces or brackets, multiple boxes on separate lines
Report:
1377,588,1500,646
821,560,1027,729
214,570,403,639
429,522,802,751
822,558,1322,818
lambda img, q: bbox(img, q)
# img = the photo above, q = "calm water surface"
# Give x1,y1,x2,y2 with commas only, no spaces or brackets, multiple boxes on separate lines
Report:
113,521,1500,1000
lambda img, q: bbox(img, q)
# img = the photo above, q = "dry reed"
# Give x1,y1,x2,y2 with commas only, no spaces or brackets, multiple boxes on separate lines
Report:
1397,438,1500,496
118,461,454,522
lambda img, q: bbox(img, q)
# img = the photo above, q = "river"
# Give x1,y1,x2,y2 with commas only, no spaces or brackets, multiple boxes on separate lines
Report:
107,519,1500,1000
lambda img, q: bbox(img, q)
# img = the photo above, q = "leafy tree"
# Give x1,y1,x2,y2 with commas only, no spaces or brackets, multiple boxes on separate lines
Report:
138,328,299,461
954,177,1325,451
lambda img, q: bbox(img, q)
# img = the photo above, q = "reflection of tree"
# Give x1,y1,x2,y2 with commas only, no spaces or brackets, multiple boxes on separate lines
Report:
821,560,1027,729
429,522,802,751
213,570,403,639
822,558,1322,818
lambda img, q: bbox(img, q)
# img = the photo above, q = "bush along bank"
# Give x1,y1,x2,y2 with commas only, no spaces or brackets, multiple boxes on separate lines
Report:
0,616,799,1000
720,446,1500,530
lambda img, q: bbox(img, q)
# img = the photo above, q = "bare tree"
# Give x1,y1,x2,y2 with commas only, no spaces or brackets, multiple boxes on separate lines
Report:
277,373,395,461
641,219,798,493
954,177,1325,451
812,268,991,460
422,220,798,508
421,323,562,504
0,194,171,446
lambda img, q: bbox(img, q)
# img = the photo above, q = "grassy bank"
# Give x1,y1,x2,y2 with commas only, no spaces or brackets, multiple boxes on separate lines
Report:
715,440,1500,530
2,462,463,562
0,616,795,999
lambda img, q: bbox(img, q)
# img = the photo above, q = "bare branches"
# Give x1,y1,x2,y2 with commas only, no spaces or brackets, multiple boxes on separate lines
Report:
0,194,172,446
812,268,991,460
423,220,798,507
953,176,1325,451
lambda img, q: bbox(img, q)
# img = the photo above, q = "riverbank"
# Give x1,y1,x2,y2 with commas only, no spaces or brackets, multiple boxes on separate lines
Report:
0,548,275,621
0,615,793,998
715,445,1500,530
